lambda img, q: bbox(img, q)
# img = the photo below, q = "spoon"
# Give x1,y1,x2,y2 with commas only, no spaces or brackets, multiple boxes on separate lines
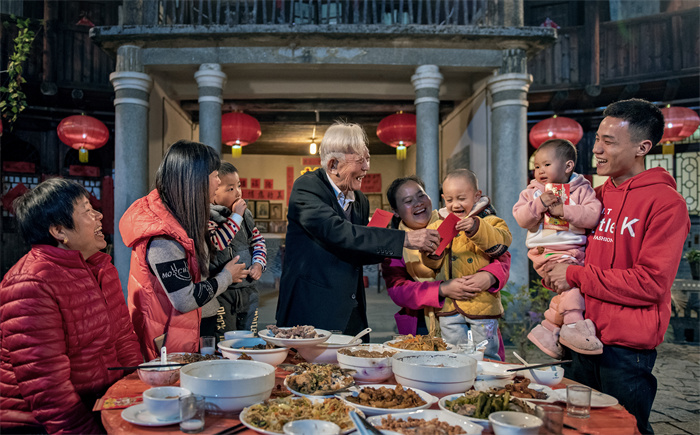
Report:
513,351,529,366
161,346,167,365
350,327,372,343
474,340,489,350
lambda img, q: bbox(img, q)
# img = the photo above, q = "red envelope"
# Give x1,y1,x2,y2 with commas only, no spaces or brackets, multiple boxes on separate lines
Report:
434,213,460,256
368,209,394,228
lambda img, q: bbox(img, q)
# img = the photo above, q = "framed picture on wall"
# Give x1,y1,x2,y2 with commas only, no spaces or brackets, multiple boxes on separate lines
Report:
245,200,256,218
366,194,382,213
270,221,287,234
256,200,270,219
270,203,283,220
257,221,269,233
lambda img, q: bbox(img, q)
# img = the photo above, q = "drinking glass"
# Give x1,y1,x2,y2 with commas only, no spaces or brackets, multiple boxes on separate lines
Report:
199,336,215,355
566,385,592,418
536,404,564,434
179,394,205,433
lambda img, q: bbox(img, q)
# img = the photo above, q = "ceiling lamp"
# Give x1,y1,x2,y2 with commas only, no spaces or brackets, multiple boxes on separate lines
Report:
528,115,583,149
309,141,317,155
660,105,700,143
221,112,261,157
57,114,109,163
377,112,416,160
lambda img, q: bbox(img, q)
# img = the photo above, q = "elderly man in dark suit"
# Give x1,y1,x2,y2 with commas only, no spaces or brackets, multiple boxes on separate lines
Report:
276,121,440,339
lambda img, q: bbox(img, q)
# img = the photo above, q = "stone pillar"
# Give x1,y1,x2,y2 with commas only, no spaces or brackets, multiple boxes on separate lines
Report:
110,45,153,297
487,48,532,290
411,65,443,205
194,64,227,151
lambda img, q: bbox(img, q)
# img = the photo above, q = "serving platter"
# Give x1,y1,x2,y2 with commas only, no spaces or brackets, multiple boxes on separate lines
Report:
382,338,455,353
334,384,438,416
437,393,535,428
366,409,483,434
239,396,362,434
258,327,331,348
473,382,556,403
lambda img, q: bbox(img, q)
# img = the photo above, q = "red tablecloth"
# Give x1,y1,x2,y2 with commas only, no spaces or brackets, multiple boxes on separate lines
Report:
101,363,640,435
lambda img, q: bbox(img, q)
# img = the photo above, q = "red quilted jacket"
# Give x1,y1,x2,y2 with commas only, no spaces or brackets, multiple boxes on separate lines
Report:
0,246,142,434
119,189,202,361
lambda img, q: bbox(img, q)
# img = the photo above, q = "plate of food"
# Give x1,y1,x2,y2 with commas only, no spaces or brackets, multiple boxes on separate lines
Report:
335,384,437,416
284,363,355,398
258,325,331,348
478,379,555,403
366,409,483,434
239,396,362,434
438,390,536,428
383,335,455,353
550,388,619,407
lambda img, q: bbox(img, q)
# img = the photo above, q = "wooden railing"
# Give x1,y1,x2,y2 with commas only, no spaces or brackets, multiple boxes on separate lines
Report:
529,8,700,89
153,0,487,26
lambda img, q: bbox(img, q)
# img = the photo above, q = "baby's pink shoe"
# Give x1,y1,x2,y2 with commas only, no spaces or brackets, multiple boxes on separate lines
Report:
559,319,604,355
527,324,564,359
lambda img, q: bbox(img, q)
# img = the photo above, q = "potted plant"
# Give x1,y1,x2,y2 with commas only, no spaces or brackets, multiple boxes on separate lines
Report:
685,249,700,280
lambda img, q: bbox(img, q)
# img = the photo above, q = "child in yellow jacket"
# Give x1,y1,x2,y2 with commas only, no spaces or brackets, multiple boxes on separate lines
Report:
422,169,511,360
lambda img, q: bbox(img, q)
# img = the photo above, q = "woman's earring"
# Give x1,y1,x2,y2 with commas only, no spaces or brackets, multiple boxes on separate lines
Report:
63,238,68,245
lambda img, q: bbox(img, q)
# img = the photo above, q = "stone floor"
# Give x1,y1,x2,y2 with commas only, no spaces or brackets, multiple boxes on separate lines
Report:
257,281,700,435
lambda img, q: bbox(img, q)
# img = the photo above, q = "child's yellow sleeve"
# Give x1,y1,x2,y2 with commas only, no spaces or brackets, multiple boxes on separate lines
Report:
469,215,512,258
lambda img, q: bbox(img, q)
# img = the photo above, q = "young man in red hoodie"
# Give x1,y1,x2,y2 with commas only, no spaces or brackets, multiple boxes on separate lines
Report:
546,99,690,434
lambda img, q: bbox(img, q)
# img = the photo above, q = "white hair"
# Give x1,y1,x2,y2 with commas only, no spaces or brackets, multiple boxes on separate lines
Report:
320,121,369,167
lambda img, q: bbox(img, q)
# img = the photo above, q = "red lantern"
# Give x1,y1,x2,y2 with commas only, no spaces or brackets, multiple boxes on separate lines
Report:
660,106,700,143
377,112,416,160
221,112,261,157
529,115,583,149
57,115,109,163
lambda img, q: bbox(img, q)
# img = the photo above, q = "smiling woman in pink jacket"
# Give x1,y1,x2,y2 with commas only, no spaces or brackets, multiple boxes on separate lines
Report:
0,178,142,434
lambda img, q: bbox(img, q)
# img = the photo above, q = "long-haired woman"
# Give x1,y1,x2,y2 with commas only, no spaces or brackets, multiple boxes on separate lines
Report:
120,140,247,359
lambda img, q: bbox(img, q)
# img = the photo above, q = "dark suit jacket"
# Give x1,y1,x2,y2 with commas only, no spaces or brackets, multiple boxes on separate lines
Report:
276,169,405,335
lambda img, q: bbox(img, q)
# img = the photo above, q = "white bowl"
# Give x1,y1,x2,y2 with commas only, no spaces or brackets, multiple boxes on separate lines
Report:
142,386,190,421
476,361,518,380
391,352,477,396
258,327,332,348
224,330,255,340
489,411,543,435
283,419,341,434
218,338,289,366
296,334,362,364
336,344,396,383
137,360,180,387
179,360,275,412
522,365,564,387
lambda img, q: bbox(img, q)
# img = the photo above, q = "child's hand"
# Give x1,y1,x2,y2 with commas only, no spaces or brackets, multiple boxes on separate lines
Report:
223,255,249,284
539,191,558,208
548,202,564,217
231,198,247,216
248,263,263,280
455,217,475,233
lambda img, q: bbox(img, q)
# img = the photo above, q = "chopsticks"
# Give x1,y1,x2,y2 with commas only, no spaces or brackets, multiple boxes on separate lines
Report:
212,422,246,435
506,360,572,372
107,363,187,370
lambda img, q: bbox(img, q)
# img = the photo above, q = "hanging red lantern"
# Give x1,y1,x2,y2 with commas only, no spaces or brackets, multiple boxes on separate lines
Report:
377,112,416,160
57,115,109,163
660,106,700,143
529,115,583,149
221,112,261,157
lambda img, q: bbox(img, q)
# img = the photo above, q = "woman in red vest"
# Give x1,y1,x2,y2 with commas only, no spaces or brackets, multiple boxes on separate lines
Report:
120,140,248,360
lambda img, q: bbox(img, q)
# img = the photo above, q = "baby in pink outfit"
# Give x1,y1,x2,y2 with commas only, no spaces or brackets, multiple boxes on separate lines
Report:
512,139,603,359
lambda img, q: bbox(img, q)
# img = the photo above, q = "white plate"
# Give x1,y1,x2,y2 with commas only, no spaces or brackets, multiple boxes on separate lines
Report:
239,397,362,434
335,384,438,416
367,409,483,434
283,377,351,399
476,361,519,379
258,327,331,348
438,393,535,428
550,388,619,407
120,403,181,427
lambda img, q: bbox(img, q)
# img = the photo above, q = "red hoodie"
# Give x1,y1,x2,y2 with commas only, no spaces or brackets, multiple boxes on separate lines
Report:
567,167,690,350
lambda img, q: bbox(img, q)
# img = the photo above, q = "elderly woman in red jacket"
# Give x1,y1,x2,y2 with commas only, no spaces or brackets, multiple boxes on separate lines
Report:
0,178,142,434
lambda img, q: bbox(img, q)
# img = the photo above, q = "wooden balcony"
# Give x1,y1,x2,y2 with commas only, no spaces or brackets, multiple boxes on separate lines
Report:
528,7,700,90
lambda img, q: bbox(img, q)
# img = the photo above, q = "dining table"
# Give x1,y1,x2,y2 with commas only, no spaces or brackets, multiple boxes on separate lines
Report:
100,353,641,435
